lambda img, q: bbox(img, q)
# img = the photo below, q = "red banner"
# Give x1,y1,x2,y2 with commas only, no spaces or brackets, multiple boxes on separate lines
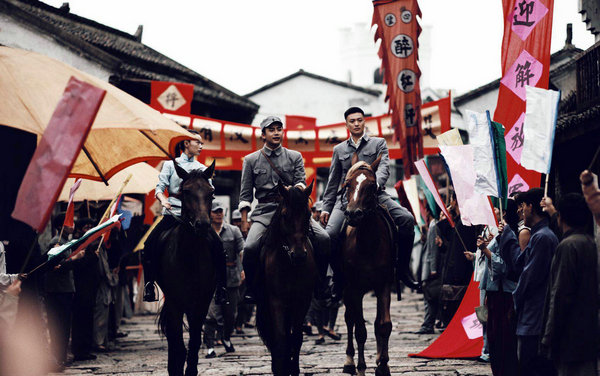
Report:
285,115,316,130
150,81,194,115
372,0,423,176
12,77,105,232
422,94,451,154
493,0,554,193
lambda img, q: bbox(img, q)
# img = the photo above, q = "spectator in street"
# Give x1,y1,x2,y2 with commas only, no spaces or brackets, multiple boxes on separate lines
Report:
436,193,479,326
204,201,245,358
415,206,442,334
93,241,118,352
70,218,100,362
0,241,21,333
503,187,558,376
481,198,521,375
541,193,598,375
311,201,323,223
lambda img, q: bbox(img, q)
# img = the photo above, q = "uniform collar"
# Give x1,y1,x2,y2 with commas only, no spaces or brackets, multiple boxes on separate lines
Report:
263,144,283,157
347,133,370,149
177,153,195,163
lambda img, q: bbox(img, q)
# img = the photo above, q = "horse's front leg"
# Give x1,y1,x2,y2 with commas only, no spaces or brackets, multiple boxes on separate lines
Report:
374,285,392,376
289,323,303,376
353,295,367,376
184,308,206,376
343,290,357,375
164,301,186,376
269,302,289,376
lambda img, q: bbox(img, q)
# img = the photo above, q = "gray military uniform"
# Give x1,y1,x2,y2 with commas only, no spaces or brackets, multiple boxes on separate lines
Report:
321,134,414,242
239,145,329,257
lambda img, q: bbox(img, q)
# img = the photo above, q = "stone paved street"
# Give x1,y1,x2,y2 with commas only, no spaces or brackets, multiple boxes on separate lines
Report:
58,290,492,375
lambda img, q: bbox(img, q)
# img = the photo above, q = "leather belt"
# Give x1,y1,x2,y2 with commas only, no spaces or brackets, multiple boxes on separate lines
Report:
258,195,281,204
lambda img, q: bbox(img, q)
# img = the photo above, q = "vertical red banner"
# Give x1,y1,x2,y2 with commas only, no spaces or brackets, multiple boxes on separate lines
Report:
372,0,423,176
493,0,554,193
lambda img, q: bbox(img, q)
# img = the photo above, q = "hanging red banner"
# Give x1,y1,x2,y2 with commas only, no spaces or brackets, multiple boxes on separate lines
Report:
493,0,554,193
372,0,423,177
150,81,194,115
422,94,451,154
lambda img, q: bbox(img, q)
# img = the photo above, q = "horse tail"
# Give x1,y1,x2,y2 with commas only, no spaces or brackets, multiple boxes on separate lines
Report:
157,298,169,338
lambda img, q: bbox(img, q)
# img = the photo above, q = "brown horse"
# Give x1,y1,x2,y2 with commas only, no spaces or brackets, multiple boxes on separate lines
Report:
255,182,317,376
340,154,395,376
156,161,217,376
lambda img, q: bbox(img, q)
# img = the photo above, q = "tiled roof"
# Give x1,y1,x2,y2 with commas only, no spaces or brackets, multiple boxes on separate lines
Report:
2,0,258,112
245,69,382,98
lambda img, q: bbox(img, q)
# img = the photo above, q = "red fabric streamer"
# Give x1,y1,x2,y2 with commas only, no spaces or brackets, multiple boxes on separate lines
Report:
409,276,483,358
372,0,424,176
11,77,106,232
493,0,554,192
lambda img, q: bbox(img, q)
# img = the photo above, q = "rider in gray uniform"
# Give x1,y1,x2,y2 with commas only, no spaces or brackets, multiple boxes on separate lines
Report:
320,107,418,299
239,116,330,303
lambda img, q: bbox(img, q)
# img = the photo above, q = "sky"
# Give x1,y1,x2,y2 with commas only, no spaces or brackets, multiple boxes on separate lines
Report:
44,0,595,97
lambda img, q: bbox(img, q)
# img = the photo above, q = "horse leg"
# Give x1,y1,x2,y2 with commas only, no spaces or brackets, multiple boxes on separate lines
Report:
343,292,356,375
268,304,289,376
184,311,204,376
164,303,186,376
353,295,368,376
374,286,392,376
289,324,303,376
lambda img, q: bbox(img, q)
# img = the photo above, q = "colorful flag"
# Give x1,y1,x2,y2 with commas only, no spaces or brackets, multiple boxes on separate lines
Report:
437,128,463,147
150,81,193,115
493,0,555,189
11,77,106,232
439,145,497,227
63,178,82,229
414,159,454,227
372,0,423,176
47,214,122,261
521,86,560,174
489,120,509,208
465,110,499,198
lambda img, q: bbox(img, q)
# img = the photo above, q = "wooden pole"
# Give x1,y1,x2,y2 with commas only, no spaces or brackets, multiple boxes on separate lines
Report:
544,173,550,198
95,173,133,254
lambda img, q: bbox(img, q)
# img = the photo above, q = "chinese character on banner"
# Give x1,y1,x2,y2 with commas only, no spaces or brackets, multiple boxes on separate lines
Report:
493,0,554,191
372,0,423,177
151,81,194,115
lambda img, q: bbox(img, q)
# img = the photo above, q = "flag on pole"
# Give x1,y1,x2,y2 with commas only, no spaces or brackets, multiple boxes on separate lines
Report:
47,214,122,261
439,145,497,227
414,159,454,227
63,178,83,229
489,120,508,207
11,77,106,232
465,110,499,198
372,0,423,176
521,86,560,174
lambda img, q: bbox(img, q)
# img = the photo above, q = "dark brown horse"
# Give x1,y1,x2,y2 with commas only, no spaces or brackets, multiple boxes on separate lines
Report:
256,182,317,376
340,155,394,376
156,161,217,376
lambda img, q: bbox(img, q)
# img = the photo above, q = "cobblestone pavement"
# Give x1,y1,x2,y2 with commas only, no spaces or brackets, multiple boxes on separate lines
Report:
58,290,492,375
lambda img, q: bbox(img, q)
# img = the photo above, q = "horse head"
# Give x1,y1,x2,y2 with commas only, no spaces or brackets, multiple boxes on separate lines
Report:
344,153,381,226
275,180,314,265
175,160,216,232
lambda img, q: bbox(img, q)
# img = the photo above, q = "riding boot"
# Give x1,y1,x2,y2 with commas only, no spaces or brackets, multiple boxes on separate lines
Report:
242,246,259,304
141,249,157,302
396,225,419,300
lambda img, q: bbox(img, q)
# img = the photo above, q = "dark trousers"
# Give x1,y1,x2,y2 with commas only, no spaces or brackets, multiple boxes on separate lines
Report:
487,290,518,376
420,278,441,331
518,335,556,376
203,287,240,348
45,292,73,363
235,282,254,327
71,293,96,357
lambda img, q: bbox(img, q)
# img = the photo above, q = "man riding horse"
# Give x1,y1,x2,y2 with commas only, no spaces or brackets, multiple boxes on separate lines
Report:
320,107,418,300
142,130,229,305
239,116,330,304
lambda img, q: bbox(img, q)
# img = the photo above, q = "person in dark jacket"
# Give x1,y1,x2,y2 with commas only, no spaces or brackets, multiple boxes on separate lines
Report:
541,193,598,375
503,187,558,376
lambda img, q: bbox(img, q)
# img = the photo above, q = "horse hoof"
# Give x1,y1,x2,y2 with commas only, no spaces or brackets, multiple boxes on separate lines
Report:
375,364,391,376
343,364,357,374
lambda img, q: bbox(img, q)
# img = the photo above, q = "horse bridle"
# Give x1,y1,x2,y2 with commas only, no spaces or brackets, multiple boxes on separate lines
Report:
341,166,379,218
164,207,203,234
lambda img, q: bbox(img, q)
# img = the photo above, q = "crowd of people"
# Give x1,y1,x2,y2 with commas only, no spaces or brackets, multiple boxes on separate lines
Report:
415,169,600,376
0,104,598,376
